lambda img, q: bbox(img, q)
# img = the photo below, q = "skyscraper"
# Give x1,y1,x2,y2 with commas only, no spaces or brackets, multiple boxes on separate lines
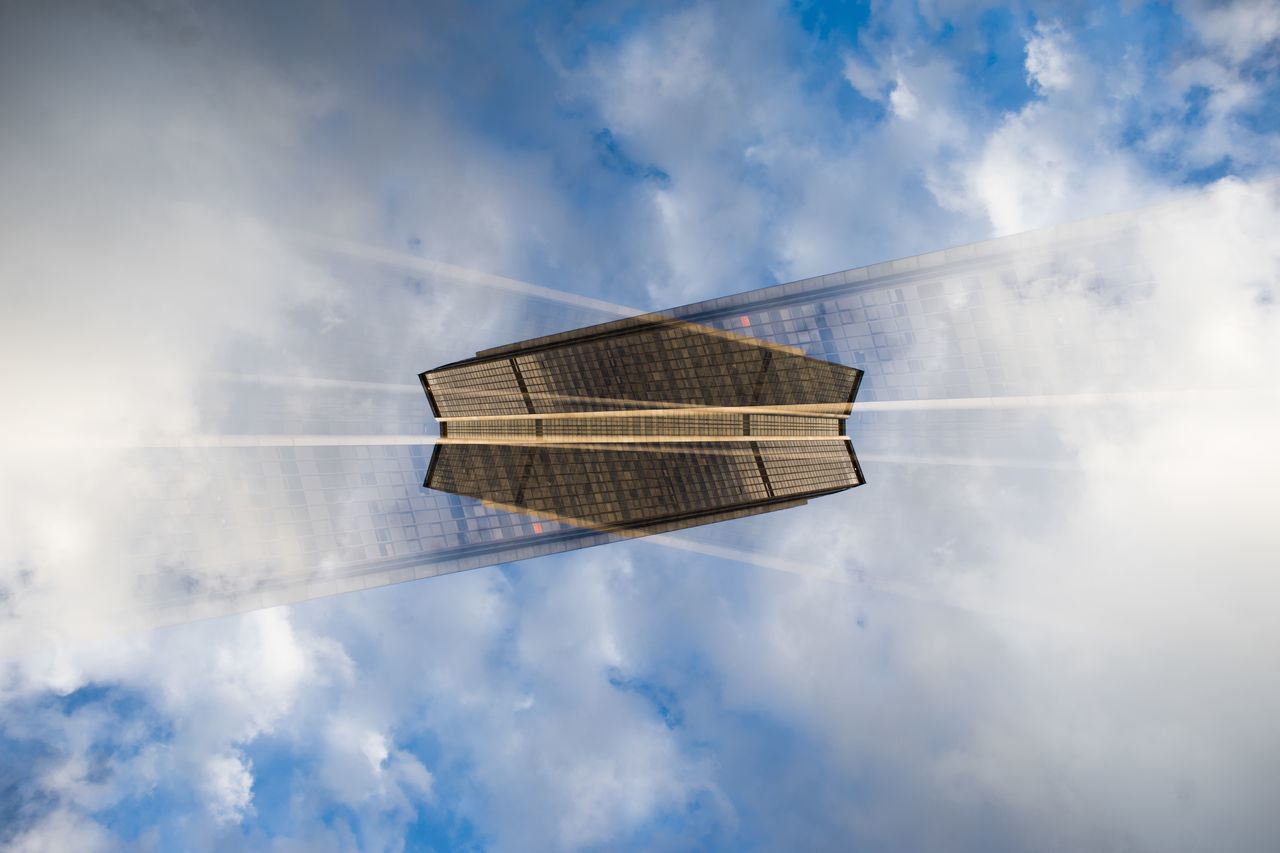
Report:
63,189,1210,642
420,313,864,536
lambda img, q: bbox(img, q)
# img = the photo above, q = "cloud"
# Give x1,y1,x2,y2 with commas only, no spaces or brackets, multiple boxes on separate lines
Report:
306,556,723,851
842,54,885,101
4,807,115,853
680,177,1280,850
204,752,255,824
0,2,338,649
319,718,433,811
0,1,598,652
1024,23,1074,92
1,2,1278,851
889,74,921,119
1176,0,1280,64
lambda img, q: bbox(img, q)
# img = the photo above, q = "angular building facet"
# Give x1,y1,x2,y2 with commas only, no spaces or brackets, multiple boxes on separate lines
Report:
420,314,864,537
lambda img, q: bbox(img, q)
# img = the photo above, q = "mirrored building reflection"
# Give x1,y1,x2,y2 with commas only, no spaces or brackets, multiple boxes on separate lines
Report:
66,189,1233,640
421,314,863,536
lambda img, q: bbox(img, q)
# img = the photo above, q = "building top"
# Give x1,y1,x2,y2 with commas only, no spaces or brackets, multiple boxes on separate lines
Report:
420,314,864,537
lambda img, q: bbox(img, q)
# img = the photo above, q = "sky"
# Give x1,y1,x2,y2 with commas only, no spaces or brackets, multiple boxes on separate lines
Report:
1,0,1279,850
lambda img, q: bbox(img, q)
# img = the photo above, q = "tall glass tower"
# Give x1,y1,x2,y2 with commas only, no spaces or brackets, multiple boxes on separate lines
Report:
99,193,1192,635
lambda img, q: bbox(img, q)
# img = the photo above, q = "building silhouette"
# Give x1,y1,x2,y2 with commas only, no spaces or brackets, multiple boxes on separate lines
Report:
420,314,863,536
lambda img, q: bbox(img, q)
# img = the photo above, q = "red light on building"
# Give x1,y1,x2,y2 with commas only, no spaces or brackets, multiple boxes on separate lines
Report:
739,316,751,327
532,522,543,533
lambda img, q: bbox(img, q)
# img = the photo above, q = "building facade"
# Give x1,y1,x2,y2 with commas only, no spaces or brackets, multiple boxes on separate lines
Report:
421,314,863,537
100,193,1197,635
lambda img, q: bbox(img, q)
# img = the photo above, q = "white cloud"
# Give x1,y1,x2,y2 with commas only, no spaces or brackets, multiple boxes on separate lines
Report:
0,4,338,650
930,23,1151,234
204,752,255,824
426,556,720,850
1,603,357,847
311,715,434,847
1024,23,1074,92
936,7,1280,235
960,103,1150,233
4,808,115,853
842,54,885,101
571,4,784,306
889,74,920,119
1176,0,1280,64
690,178,1280,849
0,1,586,653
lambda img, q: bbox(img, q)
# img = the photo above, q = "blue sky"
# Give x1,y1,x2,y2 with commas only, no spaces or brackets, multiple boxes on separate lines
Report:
2,1,1280,850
